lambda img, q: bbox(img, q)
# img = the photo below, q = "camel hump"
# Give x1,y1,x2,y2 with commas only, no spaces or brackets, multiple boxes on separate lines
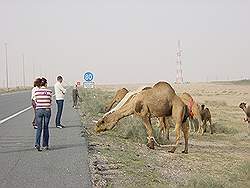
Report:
153,81,175,92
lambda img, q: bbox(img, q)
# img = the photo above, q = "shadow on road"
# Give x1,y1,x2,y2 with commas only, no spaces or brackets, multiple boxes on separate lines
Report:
0,143,83,154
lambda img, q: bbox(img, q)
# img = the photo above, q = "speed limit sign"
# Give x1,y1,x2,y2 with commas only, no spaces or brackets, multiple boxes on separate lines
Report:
84,72,94,82
83,71,95,88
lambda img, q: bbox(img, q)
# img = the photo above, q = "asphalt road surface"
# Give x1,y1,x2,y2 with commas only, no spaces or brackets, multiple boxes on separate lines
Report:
0,90,91,188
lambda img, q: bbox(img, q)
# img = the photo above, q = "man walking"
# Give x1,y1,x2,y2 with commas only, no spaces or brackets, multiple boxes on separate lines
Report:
54,75,66,129
72,84,80,108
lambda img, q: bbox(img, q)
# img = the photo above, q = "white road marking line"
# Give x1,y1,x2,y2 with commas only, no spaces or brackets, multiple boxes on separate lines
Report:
0,106,32,125
0,92,55,125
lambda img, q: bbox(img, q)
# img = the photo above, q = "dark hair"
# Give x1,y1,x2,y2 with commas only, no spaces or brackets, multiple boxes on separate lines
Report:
57,76,63,81
34,78,41,87
40,77,47,87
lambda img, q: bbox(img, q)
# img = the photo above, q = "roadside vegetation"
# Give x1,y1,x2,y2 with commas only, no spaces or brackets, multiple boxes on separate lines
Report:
79,85,250,188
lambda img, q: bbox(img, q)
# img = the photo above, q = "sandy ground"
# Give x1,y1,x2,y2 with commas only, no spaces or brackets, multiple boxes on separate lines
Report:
79,82,250,188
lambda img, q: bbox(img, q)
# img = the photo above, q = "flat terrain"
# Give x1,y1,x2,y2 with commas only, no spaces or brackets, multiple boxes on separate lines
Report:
79,82,250,188
0,91,91,188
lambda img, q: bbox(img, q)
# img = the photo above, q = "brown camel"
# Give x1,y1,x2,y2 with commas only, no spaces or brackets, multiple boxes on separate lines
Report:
200,104,214,134
105,88,129,112
179,93,203,133
157,92,204,140
96,81,190,154
105,89,202,141
239,102,250,123
104,86,171,141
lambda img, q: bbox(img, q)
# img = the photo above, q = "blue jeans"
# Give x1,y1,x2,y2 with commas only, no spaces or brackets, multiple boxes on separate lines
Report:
56,100,64,126
35,108,51,147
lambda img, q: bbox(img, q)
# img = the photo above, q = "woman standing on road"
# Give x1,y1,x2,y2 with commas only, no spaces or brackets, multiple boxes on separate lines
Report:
34,77,52,151
31,78,41,129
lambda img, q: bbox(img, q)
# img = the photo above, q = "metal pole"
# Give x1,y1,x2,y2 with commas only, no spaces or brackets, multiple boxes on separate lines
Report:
22,54,25,87
32,62,35,79
4,43,9,91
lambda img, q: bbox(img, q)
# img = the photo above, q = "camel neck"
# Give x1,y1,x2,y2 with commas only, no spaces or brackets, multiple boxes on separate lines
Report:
109,102,134,122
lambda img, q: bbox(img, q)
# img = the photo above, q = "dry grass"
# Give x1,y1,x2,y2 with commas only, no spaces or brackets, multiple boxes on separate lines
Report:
79,83,250,188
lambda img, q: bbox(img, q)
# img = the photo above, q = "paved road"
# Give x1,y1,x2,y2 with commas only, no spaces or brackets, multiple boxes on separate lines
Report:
0,90,91,188
0,91,31,120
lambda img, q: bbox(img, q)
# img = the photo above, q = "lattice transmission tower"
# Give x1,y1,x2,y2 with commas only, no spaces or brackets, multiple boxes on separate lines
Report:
176,40,184,84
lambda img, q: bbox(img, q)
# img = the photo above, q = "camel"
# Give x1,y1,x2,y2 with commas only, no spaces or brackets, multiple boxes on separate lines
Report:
105,89,203,142
179,93,203,133
159,92,204,139
239,102,250,123
200,104,214,134
105,86,171,141
96,81,190,154
105,88,129,112
239,102,250,136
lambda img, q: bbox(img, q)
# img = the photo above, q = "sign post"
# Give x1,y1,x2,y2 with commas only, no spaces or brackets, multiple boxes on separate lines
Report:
83,71,95,88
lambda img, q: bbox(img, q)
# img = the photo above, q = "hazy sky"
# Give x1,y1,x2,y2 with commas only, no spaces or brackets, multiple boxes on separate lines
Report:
0,0,249,87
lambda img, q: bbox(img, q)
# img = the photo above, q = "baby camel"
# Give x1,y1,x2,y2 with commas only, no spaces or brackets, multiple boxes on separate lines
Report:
200,104,215,135
239,102,250,123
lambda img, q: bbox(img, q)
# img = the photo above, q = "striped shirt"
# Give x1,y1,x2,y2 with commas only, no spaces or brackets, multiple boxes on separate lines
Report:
34,87,52,109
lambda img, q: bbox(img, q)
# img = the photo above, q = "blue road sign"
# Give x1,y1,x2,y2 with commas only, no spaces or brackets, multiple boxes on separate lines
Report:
84,72,94,82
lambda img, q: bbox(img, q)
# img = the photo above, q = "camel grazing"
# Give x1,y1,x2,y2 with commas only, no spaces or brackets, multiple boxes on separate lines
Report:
96,81,190,154
179,93,203,133
239,102,250,123
105,89,203,141
104,86,171,141
105,88,129,112
200,104,214,134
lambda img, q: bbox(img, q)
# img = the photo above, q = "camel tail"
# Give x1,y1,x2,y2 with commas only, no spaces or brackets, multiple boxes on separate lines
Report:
182,105,189,123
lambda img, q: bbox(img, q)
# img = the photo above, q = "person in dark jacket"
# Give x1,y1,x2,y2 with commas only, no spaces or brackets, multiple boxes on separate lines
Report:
72,85,80,108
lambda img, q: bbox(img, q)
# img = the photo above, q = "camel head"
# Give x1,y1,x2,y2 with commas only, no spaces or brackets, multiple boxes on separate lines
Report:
201,104,205,110
192,103,203,124
239,102,247,110
95,113,118,133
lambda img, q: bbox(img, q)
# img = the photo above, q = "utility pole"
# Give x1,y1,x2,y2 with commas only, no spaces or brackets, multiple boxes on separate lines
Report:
176,40,184,84
4,43,9,91
22,54,25,88
32,62,35,79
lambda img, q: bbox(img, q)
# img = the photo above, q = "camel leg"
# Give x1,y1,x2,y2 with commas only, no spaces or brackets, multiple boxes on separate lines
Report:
168,122,181,153
164,118,170,141
197,121,202,134
194,119,199,132
158,117,165,140
181,121,189,154
204,121,207,133
142,117,154,149
248,123,250,137
201,120,207,135
209,118,214,134
189,118,194,132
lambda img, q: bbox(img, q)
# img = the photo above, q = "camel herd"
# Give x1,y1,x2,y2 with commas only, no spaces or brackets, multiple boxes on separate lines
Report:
95,81,250,154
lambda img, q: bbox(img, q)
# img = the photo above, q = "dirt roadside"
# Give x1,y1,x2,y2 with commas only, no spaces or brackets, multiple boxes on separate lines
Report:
79,83,250,188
